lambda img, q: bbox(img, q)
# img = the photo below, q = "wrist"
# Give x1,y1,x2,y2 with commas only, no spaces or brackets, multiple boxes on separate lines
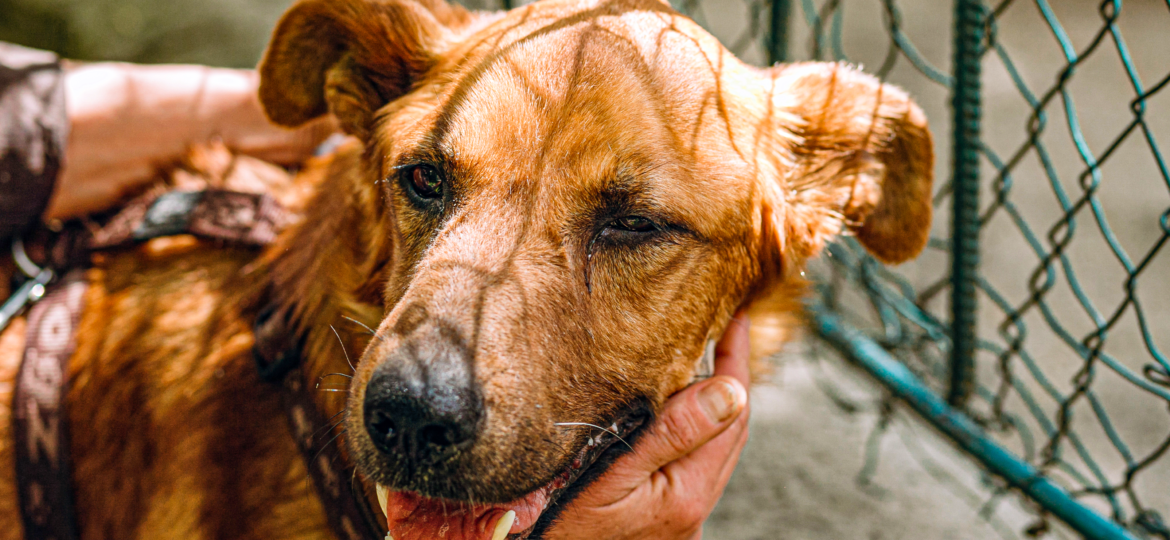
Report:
65,62,189,167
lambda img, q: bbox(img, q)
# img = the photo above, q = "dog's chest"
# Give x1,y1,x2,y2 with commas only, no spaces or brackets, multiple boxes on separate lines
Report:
0,247,337,539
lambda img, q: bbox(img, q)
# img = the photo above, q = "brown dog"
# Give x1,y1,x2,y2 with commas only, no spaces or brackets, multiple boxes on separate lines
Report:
0,0,932,537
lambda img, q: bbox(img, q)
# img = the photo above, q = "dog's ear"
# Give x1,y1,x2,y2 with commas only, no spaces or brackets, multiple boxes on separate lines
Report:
757,62,934,267
259,0,469,138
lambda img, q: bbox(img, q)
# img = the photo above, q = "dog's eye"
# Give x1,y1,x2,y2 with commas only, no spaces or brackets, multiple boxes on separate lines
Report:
408,165,443,200
609,216,657,233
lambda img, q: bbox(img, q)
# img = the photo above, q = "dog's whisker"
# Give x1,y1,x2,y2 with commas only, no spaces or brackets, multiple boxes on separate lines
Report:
553,422,633,450
311,429,348,464
316,388,348,393
327,420,346,434
309,410,348,441
329,325,358,374
325,409,348,426
540,435,570,452
309,420,348,446
349,473,368,513
319,372,353,381
341,315,382,340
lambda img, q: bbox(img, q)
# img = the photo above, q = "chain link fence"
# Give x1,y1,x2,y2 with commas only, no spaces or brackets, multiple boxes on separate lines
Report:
693,0,1170,538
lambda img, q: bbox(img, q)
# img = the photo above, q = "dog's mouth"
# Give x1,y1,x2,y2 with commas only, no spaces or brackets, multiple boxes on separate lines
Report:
373,413,648,540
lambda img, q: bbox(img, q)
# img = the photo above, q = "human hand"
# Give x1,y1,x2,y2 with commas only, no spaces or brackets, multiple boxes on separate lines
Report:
45,62,337,221
547,313,751,540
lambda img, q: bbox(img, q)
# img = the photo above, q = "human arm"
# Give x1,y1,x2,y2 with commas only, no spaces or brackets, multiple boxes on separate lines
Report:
47,62,336,220
0,42,336,241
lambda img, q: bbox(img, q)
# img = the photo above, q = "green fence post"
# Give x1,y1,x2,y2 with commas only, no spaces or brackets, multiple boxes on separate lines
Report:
810,306,1141,540
768,0,791,65
948,0,984,406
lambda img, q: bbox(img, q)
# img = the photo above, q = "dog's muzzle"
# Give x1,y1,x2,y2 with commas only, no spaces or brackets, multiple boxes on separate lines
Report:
362,326,483,466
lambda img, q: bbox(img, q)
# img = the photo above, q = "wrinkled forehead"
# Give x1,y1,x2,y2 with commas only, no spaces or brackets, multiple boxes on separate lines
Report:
392,10,753,222
450,31,671,183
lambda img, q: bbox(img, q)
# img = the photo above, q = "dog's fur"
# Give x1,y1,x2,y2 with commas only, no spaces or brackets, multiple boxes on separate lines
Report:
0,0,933,537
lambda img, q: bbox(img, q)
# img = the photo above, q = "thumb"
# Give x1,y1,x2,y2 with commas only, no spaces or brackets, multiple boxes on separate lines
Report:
604,375,747,486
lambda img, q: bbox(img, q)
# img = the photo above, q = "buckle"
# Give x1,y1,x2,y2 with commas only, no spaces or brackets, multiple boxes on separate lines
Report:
133,191,205,241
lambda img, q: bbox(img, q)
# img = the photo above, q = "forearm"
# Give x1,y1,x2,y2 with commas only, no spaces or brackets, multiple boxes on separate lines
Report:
0,43,67,241
46,62,335,220
47,63,261,219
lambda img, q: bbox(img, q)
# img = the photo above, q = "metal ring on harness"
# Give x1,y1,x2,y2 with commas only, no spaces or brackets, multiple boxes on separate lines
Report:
1,236,56,333
12,236,43,278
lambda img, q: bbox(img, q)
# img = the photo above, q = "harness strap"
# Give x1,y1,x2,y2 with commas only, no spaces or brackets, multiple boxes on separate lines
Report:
8,188,386,540
17,189,291,275
253,307,386,540
13,270,86,540
88,188,289,251
284,367,386,540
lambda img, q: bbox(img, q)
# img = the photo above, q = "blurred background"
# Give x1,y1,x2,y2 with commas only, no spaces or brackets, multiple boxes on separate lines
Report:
0,0,288,66
4,0,1169,539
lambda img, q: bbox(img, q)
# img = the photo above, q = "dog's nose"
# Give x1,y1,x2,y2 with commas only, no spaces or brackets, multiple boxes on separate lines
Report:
362,338,481,462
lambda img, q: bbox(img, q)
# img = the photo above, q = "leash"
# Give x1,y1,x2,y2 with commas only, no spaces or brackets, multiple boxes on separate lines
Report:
4,188,384,540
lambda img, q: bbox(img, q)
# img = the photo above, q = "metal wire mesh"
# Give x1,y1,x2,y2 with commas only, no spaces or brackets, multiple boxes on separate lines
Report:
736,0,1170,537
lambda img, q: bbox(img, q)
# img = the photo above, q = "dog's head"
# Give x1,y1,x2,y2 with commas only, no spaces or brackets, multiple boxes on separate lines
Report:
259,0,932,537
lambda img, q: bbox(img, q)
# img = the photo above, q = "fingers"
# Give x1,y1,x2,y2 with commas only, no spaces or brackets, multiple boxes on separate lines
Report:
580,313,752,491
543,314,754,540
600,375,747,491
652,314,753,503
660,397,750,496
714,311,751,387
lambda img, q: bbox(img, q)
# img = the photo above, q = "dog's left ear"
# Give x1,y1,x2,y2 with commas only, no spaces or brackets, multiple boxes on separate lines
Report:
259,0,470,139
756,62,934,267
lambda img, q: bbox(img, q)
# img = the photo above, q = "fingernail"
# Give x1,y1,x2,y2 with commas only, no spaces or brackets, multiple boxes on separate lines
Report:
699,379,740,422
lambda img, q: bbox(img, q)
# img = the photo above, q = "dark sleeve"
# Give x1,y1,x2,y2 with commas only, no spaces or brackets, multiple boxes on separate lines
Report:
0,42,68,242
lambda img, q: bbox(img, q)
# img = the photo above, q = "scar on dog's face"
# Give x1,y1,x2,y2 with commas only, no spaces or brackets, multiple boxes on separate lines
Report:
259,0,931,526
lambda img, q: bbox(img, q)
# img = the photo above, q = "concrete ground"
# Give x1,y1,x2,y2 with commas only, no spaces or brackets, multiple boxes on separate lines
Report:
3,0,1167,537
705,347,1046,540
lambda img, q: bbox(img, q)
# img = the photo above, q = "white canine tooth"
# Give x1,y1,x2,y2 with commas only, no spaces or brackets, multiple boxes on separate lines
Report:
492,510,516,540
376,484,390,518
587,437,594,446
610,423,618,433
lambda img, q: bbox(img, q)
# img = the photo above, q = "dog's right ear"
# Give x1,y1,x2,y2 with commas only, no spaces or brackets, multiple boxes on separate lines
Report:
753,62,934,269
259,0,468,139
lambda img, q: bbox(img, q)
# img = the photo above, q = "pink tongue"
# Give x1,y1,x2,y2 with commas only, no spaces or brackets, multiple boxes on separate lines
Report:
384,488,551,540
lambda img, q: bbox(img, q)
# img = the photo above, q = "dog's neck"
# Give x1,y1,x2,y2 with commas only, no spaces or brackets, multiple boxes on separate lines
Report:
263,142,393,420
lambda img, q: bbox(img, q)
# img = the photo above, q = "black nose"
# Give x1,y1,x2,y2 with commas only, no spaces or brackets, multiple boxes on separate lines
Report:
363,333,481,463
